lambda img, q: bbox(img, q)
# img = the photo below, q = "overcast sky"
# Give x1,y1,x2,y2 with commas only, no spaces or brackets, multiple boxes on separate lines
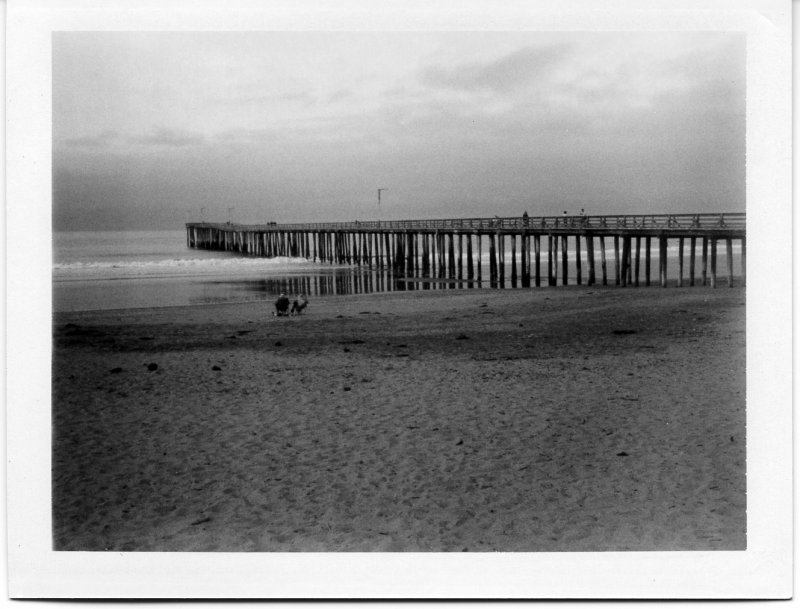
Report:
52,31,745,231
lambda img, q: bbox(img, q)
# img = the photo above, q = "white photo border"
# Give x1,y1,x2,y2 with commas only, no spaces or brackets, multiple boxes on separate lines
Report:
6,0,792,599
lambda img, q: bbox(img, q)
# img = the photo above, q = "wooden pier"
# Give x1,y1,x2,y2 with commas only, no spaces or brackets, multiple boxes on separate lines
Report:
186,213,746,288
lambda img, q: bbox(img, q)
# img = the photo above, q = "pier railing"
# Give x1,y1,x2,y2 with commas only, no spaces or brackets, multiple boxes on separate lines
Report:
187,212,744,233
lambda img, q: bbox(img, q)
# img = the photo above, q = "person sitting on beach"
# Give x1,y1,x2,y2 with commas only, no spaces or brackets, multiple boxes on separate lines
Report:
274,293,291,316
290,294,308,316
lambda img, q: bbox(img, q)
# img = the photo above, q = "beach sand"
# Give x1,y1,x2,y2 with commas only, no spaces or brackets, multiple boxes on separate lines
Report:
52,286,745,551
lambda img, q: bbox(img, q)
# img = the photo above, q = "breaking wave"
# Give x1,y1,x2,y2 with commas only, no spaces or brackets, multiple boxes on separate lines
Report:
52,255,323,283
53,256,312,271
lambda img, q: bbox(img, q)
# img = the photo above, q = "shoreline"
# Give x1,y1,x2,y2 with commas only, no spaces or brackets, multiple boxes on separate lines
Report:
52,287,746,551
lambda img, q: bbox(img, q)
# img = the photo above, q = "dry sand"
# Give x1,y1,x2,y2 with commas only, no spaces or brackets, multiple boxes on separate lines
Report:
52,286,746,551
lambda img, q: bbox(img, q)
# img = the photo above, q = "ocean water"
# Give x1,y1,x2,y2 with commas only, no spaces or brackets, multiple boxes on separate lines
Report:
53,230,744,312
53,231,330,312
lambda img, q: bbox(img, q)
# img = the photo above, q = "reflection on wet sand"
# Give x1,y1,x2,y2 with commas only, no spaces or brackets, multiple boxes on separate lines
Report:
201,267,493,304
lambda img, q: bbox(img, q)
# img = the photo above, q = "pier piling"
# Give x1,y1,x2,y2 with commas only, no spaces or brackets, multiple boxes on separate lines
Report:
186,213,745,292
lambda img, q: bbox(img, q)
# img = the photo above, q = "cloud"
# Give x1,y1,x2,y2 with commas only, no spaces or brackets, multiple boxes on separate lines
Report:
420,44,572,93
131,128,206,148
328,88,352,103
62,130,123,149
59,127,207,151
220,89,317,106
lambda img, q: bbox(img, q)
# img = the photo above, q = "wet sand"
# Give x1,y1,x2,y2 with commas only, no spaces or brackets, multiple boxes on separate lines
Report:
52,286,746,551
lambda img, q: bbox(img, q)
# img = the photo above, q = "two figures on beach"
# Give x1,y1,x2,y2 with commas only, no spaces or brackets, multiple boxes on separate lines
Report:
274,293,308,317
